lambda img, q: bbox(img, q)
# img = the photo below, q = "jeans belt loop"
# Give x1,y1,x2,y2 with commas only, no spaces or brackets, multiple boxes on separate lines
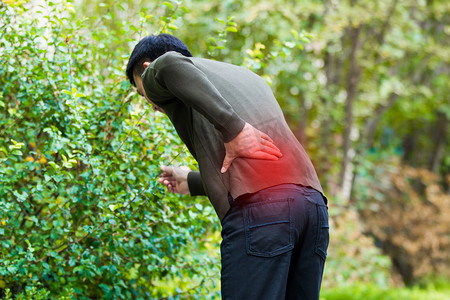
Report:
228,194,234,207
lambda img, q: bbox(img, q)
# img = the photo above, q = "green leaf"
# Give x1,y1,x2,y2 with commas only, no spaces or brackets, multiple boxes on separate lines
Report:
99,283,111,293
162,2,174,9
11,150,22,156
129,25,138,32
48,161,60,170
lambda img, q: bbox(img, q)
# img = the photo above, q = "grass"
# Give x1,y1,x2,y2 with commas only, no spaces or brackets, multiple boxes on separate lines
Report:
320,283,450,300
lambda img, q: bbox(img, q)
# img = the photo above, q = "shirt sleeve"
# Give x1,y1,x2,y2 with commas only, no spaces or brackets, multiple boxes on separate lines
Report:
187,171,207,196
141,52,246,142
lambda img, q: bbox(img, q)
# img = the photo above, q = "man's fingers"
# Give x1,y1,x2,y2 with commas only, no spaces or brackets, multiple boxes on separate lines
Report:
160,165,173,174
249,151,280,161
261,139,282,156
158,177,175,186
260,132,274,143
158,175,173,182
157,165,191,195
221,154,234,173
260,145,283,157
259,134,282,156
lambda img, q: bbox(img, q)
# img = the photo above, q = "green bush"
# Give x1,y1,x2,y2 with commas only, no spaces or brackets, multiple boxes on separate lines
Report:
0,1,218,298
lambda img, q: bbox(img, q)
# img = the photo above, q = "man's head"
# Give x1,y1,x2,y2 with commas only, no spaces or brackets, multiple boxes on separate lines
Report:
126,33,193,87
126,33,192,112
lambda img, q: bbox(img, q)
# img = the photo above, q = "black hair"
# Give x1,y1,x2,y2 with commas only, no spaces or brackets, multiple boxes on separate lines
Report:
126,33,193,86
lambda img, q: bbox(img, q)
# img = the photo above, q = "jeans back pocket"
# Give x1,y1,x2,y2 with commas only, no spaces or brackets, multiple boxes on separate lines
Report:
244,198,294,257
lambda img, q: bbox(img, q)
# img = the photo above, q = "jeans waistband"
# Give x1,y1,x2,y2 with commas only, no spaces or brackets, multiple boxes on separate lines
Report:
229,184,317,207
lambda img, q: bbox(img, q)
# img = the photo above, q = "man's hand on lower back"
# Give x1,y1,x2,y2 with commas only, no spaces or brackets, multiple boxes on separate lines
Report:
157,165,191,195
221,122,282,173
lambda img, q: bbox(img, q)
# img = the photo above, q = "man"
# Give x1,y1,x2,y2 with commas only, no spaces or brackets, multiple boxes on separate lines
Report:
126,33,329,299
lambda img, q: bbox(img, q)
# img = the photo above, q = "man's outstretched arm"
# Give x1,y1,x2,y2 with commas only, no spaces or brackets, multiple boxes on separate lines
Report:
158,165,207,196
187,171,206,196
157,165,191,195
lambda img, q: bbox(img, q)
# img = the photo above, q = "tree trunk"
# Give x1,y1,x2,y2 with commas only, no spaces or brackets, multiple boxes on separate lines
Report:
429,112,448,173
339,25,361,190
364,93,398,149
296,92,308,146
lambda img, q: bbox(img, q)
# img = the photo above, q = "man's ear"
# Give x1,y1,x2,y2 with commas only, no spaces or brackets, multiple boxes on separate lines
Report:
143,61,151,69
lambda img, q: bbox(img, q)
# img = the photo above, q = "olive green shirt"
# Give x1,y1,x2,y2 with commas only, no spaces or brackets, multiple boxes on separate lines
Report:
142,51,324,220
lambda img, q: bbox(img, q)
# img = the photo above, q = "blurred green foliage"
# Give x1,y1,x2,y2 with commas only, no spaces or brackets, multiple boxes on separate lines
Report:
321,282,450,300
0,0,448,298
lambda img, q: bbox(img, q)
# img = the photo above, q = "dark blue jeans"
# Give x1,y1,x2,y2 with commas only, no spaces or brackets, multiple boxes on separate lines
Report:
221,184,329,299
